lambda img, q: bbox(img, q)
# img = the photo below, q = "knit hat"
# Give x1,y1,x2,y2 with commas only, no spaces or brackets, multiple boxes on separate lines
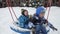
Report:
36,6,45,16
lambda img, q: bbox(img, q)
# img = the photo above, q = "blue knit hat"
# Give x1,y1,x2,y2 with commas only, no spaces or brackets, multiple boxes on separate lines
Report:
36,6,45,16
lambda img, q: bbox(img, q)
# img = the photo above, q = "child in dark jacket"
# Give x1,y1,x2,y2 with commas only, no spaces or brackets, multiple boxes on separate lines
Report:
31,6,57,34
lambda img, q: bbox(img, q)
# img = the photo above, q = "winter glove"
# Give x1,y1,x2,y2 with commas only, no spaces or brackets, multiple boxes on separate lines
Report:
41,19,48,24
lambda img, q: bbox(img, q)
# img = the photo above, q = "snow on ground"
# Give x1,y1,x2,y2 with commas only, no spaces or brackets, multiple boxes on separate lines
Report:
0,6,60,34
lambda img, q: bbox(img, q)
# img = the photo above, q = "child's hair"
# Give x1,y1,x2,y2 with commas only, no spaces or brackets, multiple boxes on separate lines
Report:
21,9,27,15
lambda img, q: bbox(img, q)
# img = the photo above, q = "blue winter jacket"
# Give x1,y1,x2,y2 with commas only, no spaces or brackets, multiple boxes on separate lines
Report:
18,15,29,28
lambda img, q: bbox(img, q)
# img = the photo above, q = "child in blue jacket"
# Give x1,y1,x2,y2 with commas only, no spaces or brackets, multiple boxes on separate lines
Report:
18,9,29,29
17,9,30,34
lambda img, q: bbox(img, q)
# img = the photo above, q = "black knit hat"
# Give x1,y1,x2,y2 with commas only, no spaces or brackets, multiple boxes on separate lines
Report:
21,9,27,16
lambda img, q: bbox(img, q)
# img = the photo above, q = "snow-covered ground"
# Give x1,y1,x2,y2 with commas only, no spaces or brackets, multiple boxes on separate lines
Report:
0,6,60,34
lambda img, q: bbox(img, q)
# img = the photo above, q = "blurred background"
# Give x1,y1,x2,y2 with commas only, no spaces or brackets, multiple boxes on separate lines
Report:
0,0,60,8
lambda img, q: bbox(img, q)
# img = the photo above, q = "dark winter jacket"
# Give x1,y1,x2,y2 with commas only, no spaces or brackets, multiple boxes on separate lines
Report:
32,15,48,25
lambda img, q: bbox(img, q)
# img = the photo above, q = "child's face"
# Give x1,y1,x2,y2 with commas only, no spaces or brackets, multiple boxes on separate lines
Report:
24,11,28,16
39,13,45,18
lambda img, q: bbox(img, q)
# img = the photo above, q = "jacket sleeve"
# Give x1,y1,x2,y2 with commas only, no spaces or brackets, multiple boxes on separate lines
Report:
43,18,54,28
47,22,55,29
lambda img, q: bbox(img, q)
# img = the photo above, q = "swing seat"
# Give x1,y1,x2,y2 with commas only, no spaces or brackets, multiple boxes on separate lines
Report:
9,22,32,34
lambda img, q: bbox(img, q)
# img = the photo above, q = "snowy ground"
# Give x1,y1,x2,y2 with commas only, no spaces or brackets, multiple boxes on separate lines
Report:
0,6,60,34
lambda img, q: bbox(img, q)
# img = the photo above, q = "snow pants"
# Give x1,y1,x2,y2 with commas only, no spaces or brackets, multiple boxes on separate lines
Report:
35,24,47,34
